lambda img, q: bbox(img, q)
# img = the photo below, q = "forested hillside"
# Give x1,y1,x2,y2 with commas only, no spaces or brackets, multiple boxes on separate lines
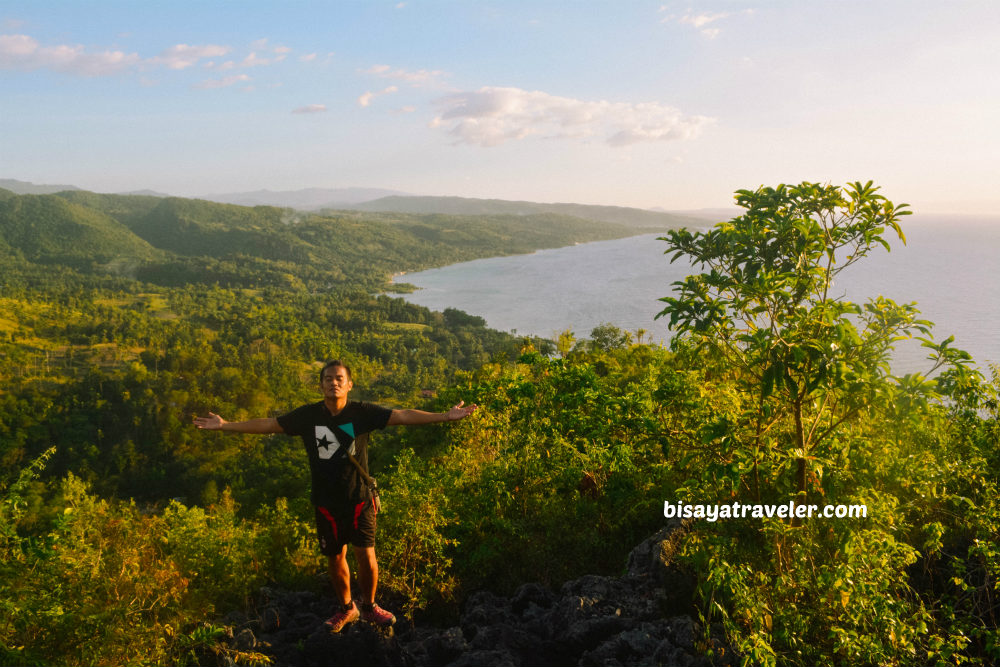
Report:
346,194,704,229
1,184,998,667
0,188,647,290
1,187,650,503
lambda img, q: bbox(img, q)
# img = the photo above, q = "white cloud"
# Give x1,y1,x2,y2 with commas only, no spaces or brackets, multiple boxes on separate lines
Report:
292,104,327,114
242,51,286,67
0,34,40,59
149,43,230,70
430,86,713,148
659,8,753,37
241,51,270,67
250,37,292,55
300,53,318,62
0,33,141,76
239,40,290,67
1,31,294,81
358,85,399,107
194,73,251,89
681,11,731,29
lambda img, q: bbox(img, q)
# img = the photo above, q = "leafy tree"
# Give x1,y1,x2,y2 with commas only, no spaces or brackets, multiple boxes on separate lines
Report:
589,322,631,352
555,329,576,357
657,181,978,508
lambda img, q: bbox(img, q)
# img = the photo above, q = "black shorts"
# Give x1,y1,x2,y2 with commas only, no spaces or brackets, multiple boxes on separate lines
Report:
314,500,377,555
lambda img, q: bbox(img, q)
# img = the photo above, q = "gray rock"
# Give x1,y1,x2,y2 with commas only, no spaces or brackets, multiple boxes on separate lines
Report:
445,649,519,667
423,626,468,665
206,526,732,667
511,582,556,614
260,606,282,633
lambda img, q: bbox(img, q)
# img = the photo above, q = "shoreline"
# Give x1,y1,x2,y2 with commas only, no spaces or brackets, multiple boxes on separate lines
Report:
388,221,1000,372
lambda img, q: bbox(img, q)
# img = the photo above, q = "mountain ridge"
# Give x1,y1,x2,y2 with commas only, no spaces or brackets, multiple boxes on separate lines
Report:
200,187,411,210
0,187,669,290
2,179,714,229
0,178,83,195
343,195,706,229
0,191,162,265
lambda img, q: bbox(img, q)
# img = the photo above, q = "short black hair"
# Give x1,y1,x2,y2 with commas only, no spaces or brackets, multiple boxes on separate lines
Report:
319,360,352,383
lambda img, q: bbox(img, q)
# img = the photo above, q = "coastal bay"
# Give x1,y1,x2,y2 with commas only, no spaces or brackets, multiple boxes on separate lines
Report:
395,214,1000,375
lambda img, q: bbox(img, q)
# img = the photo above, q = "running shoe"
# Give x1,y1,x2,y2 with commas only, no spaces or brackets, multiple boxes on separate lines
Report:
323,602,359,633
360,602,396,626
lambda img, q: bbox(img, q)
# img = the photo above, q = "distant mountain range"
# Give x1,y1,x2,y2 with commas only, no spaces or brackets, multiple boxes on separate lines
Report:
2,179,720,229
1,184,680,290
1,179,172,198
200,187,410,210
0,178,83,195
118,189,173,197
197,189,714,228
343,195,708,229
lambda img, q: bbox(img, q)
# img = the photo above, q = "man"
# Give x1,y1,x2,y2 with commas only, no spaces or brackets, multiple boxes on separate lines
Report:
193,359,477,632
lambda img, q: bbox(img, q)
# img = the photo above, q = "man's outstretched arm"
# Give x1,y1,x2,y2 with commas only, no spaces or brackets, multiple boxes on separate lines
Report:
193,412,284,434
387,400,478,426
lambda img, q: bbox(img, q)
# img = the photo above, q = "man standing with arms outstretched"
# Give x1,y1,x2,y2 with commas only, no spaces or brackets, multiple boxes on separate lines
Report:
193,360,477,633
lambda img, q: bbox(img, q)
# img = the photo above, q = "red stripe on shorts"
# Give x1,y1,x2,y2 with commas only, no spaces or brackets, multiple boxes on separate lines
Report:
318,506,339,542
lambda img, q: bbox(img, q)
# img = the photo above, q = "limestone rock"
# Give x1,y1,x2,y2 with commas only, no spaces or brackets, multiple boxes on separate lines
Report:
213,524,734,667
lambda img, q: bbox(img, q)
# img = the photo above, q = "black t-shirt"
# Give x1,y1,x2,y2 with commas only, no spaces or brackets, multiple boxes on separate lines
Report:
276,400,393,508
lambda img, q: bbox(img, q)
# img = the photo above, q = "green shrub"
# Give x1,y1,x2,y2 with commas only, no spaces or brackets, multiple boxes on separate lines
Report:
0,457,315,665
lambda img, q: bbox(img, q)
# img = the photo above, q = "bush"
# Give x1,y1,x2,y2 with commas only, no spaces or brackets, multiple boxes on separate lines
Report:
0,456,317,666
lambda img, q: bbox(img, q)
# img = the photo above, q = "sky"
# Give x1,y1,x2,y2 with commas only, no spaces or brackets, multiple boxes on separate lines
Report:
1,0,998,213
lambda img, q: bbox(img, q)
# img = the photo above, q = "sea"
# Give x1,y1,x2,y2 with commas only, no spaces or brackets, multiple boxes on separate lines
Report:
394,215,1000,376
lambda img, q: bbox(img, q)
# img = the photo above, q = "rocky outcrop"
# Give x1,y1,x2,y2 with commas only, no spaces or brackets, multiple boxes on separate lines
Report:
211,520,734,666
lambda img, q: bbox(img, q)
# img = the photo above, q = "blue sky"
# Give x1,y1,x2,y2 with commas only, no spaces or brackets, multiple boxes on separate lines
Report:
2,1,998,213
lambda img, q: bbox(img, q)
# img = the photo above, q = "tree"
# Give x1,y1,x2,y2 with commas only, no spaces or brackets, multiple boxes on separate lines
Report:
555,329,576,357
589,322,631,352
657,181,977,510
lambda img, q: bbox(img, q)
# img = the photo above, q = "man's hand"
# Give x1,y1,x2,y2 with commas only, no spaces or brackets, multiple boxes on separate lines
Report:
193,412,226,430
445,400,478,421
387,401,479,426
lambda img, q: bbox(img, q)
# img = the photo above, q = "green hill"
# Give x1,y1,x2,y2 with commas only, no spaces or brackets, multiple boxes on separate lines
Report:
0,191,161,266
346,195,703,229
54,190,165,227
119,197,316,262
0,188,649,290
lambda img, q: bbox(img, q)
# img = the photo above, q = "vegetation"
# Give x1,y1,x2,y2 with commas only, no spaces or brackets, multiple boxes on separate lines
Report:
0,184,997,666
347,193,706,229
654,182,997,665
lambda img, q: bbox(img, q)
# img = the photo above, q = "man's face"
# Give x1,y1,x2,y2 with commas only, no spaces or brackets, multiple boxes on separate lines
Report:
321,366,353,400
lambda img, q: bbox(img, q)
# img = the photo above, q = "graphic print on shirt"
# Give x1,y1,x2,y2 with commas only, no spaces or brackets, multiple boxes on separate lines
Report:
314,424,356,460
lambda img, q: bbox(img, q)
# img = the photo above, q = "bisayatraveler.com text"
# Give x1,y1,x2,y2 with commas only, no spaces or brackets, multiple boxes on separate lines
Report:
664,501,867,522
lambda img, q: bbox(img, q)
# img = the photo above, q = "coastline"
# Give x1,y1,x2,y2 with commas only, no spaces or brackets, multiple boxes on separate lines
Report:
390,220,1000,373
